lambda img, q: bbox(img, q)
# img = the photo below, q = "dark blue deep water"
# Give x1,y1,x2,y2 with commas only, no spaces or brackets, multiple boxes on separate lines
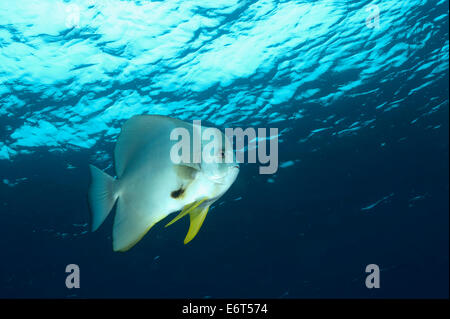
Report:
0,0,448,298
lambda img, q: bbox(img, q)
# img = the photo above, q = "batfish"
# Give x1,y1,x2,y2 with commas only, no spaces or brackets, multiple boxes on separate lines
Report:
88,115,239,252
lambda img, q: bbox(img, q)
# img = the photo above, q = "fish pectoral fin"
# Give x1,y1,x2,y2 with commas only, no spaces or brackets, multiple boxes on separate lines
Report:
179,162,201,173
184,205,210,245
165,198,207,228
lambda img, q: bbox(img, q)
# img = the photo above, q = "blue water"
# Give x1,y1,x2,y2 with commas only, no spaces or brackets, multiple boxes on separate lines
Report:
0,0,448,298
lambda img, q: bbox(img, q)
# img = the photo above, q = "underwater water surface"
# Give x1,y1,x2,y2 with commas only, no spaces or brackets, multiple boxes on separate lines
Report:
0,0,448,298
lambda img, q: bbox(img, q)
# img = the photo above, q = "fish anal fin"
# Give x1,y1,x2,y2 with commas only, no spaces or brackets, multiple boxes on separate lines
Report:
113,196,164,252
115,222,156,252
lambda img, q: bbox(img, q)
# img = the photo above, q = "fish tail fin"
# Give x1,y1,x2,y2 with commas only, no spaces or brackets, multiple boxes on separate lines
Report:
88,164,118,232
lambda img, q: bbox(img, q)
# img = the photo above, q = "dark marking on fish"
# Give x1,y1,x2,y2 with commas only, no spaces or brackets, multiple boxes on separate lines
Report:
171,187,185,199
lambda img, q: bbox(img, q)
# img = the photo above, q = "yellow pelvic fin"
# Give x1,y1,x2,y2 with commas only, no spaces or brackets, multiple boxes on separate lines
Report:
184,205,210,245
165,198,207,228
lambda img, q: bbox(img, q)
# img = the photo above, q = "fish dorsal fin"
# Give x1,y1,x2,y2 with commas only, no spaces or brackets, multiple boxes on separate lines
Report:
114,115,190,178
